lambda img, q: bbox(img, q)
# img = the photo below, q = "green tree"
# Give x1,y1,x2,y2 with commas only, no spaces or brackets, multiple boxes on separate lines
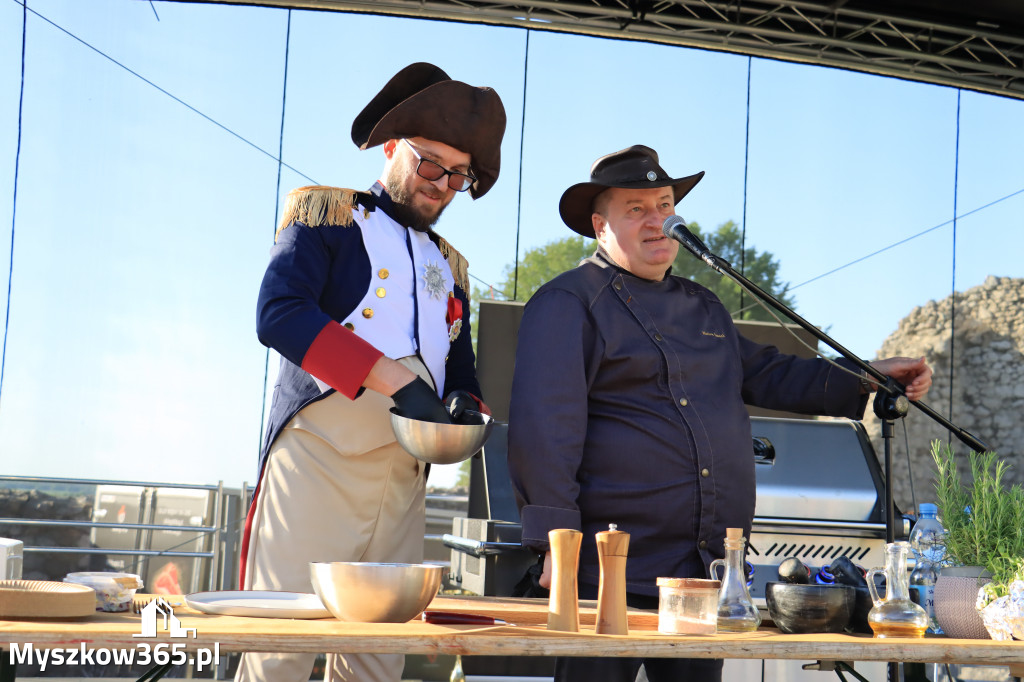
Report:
472,220,796,322
674,220,795,321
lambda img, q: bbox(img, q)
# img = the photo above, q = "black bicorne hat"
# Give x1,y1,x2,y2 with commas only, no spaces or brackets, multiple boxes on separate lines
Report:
351,62,506,199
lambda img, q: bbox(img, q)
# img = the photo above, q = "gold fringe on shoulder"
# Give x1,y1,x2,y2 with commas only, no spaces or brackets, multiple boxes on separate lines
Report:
276,186,358,241
276,185,470,291
436,236,469,292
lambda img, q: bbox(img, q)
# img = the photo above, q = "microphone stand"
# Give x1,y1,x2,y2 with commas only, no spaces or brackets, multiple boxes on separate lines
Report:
683,242,989,545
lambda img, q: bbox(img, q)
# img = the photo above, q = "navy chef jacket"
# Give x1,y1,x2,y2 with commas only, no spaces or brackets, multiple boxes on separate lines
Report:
508,250,868,597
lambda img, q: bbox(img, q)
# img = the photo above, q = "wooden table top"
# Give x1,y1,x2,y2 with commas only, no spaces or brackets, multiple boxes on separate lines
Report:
1,594,1022,670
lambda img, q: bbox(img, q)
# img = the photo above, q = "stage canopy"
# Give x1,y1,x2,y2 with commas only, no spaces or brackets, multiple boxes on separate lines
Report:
182,0,1024,100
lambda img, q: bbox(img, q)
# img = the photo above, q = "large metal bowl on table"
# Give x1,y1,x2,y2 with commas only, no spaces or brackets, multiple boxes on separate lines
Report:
389,409,494,465
310,562,443,623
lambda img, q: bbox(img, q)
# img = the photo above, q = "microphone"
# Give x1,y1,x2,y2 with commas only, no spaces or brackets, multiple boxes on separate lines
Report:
659,214,716,266
662,215,722,272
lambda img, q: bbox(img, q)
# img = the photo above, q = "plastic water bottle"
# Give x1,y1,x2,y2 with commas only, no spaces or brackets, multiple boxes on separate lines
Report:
909,503,946,633
909,502,947,565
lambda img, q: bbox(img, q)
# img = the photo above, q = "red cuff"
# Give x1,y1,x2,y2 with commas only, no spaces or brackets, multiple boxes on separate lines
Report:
301,322,384,399
467,392,491,416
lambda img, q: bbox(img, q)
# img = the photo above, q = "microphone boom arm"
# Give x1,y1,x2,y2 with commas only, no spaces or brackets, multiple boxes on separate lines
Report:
664,217,988,454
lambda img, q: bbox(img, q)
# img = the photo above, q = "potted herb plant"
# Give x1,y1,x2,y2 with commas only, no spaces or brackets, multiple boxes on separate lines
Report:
930,440,1024,639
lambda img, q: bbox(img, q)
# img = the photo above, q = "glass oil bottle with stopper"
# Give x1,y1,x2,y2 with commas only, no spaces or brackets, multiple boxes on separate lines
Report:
866,541,929,638
709,527,761,632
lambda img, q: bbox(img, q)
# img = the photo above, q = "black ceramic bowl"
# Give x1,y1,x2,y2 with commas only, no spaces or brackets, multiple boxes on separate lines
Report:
847,585,874,634
765,582,855,634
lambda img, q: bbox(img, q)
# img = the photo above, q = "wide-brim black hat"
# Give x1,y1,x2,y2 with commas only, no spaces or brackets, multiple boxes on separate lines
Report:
559,145,705,237
351,62,506,199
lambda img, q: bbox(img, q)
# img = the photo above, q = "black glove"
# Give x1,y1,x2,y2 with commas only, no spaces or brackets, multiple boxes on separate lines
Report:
390,377,451,424
511,554,550,599
444,390,485,425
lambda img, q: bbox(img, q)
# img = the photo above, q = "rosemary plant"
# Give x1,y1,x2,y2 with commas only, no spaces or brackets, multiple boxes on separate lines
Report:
931,440,1024,599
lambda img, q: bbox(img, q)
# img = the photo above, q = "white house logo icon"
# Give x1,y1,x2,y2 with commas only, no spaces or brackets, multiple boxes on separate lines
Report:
133,598,196,639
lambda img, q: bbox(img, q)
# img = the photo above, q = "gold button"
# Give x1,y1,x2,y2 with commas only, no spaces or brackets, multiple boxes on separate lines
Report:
679,398,688,407
655,334,663,342
362,308,374,319
378,268,389,279
701,468,710,478
613,281,622,290
699,540,708,549
376,287,386,298
343,322,354,331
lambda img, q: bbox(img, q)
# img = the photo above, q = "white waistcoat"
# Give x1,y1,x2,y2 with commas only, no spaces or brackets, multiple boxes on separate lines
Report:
313,207,453,398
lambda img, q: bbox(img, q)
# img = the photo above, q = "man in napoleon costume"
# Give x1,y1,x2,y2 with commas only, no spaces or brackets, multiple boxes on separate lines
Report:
238,63,505,682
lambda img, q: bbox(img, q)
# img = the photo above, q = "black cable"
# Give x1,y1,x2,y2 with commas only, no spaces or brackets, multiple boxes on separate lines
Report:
835,661,871,682
726,262,875,387
727,183,1024,320
271,10,293,239
512,29,530,301
785,185,1024,293
469,271,502,296
905,417,921,512
949,90,961,439
18,2,317,185
148,1,159,21
258,10,293,457
0,0,27,414
739,56,752,320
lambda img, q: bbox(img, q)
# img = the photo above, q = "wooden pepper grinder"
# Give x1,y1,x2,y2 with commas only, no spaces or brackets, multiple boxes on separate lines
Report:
595,523,630,635
547,528,583,632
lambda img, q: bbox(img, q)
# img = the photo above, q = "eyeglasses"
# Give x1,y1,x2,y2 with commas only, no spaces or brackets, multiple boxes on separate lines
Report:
402,139,476,192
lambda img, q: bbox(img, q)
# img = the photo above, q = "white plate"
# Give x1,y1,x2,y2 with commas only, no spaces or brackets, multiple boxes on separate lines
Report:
185,590,332,619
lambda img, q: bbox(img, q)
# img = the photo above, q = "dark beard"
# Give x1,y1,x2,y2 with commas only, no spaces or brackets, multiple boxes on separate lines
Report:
385,175,445,233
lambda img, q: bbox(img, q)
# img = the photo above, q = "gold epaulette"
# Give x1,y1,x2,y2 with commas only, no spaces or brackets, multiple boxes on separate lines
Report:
276,186,363,241
436,235,469,292
277,185,470,291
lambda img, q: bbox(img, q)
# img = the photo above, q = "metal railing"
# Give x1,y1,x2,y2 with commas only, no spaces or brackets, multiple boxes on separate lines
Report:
0,478,465,590
0,475,249,593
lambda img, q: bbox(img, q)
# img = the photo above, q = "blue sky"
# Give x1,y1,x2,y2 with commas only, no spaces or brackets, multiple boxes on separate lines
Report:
1,0,1022,489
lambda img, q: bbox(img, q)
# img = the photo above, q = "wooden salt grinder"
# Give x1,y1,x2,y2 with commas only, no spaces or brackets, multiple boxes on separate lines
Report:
547,528,583,632
595,523,630,635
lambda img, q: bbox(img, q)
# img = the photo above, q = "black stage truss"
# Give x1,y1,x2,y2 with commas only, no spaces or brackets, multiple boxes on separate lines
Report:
183,0,1024,99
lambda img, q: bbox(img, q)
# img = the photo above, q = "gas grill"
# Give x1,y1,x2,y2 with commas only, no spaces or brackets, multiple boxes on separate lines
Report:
445,415,907,608
743,416,907,605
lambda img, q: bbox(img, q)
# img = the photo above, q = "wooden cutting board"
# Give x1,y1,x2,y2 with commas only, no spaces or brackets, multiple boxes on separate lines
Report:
0,580,97,618
426,594,659,629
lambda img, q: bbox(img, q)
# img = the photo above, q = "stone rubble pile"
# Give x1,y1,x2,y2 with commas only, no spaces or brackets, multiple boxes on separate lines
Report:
861,276,1024,512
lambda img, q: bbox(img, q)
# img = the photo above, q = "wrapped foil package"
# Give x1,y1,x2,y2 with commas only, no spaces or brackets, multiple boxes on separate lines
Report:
977,580,1024,641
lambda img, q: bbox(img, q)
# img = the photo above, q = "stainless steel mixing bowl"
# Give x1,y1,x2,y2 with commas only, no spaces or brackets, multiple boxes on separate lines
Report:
310,562,443,623
389,409,494,465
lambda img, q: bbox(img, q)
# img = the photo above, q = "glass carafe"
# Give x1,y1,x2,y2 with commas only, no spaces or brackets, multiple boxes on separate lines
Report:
709,528,761,632
866,541,929,638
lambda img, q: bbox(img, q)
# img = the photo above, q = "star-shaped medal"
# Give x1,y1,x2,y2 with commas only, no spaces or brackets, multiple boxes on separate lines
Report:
421,261,448,301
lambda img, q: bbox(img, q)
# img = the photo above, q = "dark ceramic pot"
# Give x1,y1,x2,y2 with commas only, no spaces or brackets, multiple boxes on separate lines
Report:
847,585,874,634
765,582,855,634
